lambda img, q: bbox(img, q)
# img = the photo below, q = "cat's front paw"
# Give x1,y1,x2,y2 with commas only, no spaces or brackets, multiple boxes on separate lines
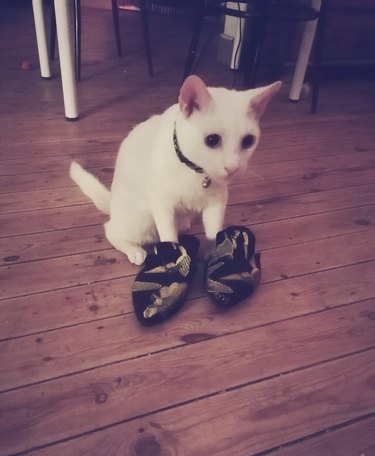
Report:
127,245,147,265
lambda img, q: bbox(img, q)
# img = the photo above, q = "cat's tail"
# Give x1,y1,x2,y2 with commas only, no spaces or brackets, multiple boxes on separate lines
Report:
70,161,111,214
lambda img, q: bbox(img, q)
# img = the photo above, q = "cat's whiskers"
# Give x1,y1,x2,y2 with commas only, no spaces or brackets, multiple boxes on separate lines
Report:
247,168,265,181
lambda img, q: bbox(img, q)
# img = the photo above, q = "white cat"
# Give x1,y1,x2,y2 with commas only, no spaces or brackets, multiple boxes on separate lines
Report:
70,75,281,265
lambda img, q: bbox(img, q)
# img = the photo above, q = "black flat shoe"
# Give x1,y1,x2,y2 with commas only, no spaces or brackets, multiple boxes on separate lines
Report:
206,226,261,308
132,235,199,326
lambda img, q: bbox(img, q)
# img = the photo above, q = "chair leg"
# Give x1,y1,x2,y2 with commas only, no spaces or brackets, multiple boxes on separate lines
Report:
140,0,154,77
111,0,122,57
244,19,265,87
311,0,330,114
183,2,205,80
289,3,320,101
74,0,81,82
49,1,56,61
50,1,79,81
244,0,271,88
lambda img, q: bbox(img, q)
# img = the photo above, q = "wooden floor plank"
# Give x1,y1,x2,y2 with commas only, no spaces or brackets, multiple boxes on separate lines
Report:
240,149,375,184
223,183,375,228
1,81,374,144
261,229,375,283
1,179,374,240
1,135,374,176
1,114,374,159
229,166,375,206
0,305,373,455
1,148,374,194
259,116,375,145
0,139,120,161
0,187,90,214
1,259,373,392
1,225,374,300
0,249,136,300
0,224,108,266
0,150,117,177
1,203,373,268
0,276,134,341
271,417,375,456
0,166,112,194
2,162,375,216
1,249,373,343
0,205,105,239
2,349,373,456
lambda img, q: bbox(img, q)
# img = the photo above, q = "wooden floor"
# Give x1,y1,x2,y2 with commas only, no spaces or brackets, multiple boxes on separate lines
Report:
1,3,375,455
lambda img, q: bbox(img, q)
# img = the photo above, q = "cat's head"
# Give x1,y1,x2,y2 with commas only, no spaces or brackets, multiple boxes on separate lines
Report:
175,75,281,183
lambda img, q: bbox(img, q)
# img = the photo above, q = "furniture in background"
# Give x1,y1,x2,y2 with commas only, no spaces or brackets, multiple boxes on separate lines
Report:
32,0,323,119
34,1,373,119
310,0,375,113
48,0,204,81
181,0,325,113
32,0,78,120
310,0,328,113
49,0,122,82
139,0,210,77
139,0,327,112
289,0,322,102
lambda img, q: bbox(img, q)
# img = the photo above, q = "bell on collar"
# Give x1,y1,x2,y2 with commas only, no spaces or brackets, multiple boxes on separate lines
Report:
202,175,211,188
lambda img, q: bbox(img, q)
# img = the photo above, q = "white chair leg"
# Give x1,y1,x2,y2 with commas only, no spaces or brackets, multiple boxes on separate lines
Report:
32,0,51,78
289,0,322,101
54,0,79,120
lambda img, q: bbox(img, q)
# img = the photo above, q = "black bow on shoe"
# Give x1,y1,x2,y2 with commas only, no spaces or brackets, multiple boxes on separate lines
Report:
132,235,200,326
206,226,261,308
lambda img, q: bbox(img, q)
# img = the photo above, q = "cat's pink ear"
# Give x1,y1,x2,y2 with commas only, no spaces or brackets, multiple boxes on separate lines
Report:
249,81,282,119
178,75,212,117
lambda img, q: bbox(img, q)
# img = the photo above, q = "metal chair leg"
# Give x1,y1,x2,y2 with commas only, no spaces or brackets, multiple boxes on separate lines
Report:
111,0,122,57
49,1,56,61
244,18,265,87
183,2,205,80
140,0,154,77
311,0,329,114
244,0,271,87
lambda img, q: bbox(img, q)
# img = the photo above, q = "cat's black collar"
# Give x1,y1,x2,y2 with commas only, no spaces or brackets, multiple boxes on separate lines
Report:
173,123,211,189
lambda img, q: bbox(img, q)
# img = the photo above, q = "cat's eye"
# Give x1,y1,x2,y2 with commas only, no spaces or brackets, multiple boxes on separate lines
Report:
205,134,221,148
241,134,255,149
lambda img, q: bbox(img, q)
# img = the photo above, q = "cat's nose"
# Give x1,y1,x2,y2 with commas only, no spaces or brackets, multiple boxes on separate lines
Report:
224,165,239,176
